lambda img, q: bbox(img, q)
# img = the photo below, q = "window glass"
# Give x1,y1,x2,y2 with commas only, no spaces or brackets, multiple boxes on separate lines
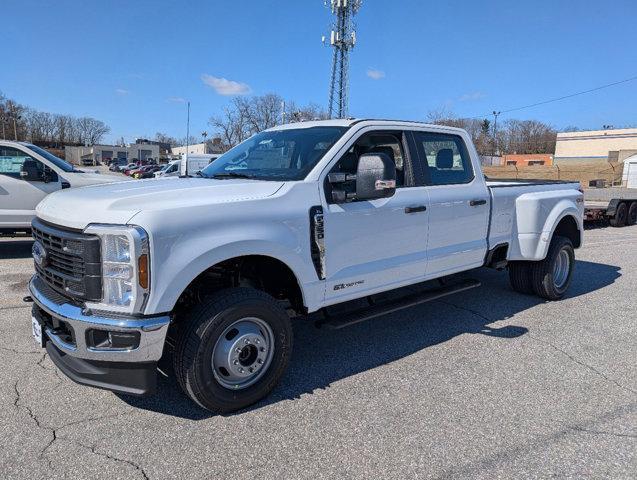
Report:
413,132,473,185
24,144,75,172
332,132,406,187
0,147,38,176
201,127,347,181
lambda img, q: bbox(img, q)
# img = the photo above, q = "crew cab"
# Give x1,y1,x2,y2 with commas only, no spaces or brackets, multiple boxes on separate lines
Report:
26,120,584,412
0,141,120,234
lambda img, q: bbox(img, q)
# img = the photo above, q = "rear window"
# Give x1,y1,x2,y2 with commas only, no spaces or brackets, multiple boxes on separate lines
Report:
412,132,474,185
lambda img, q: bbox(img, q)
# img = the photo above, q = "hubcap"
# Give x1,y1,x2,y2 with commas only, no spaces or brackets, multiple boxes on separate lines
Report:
553,248,571,290
212,317,274,390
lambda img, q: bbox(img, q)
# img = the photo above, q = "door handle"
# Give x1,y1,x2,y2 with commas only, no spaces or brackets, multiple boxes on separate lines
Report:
469,199,487,207
405,205,427,214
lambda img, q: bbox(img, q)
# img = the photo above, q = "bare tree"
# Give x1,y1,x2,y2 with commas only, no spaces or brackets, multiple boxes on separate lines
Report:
154,132,178,146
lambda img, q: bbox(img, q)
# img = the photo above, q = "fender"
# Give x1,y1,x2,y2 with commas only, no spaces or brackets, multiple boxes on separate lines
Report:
513,192,582,261
145,238,323,315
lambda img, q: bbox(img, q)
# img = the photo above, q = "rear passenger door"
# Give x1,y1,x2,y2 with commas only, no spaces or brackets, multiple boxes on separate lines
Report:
411,130,490,278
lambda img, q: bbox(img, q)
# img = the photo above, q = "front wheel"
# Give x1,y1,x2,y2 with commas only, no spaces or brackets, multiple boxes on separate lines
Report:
531,235,575,300
172,288,293,413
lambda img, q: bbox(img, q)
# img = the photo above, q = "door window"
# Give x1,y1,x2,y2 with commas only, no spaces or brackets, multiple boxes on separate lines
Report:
0,146,42,178
413,132,474,185
326,131,411,202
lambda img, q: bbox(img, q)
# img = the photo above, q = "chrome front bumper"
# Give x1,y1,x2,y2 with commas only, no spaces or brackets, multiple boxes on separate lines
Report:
29,276,170,363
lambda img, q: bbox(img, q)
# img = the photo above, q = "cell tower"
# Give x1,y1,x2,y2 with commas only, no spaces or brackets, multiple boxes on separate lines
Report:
323,0,362,119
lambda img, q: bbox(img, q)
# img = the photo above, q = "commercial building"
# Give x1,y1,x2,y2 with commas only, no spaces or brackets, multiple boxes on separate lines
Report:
65,144,160,166
555,128,637,165
171,140,224,157
502,154,554,166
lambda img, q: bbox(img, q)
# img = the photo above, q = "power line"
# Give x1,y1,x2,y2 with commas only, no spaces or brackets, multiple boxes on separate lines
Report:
467,74,637,120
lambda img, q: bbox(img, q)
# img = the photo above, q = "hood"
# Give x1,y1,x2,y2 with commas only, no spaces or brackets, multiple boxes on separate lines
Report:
36,177,285,230
63,170,127,187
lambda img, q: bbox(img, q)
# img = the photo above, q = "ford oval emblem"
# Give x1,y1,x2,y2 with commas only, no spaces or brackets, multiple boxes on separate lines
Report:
32,241,47,267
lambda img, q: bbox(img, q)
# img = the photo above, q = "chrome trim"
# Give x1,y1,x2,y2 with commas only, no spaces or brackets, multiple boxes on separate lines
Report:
29,276,169,362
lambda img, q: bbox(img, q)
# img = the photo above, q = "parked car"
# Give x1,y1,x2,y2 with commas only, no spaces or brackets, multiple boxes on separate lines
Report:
122,164,141,175
0,141,122,234
155,155,221,178
109,158,128,172
132,165,161,179
27,119,584,413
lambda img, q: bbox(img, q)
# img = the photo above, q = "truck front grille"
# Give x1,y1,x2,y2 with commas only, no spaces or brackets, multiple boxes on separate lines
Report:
31,218,102,302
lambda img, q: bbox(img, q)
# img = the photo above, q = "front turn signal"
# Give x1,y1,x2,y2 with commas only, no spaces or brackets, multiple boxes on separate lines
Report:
138,254,149,289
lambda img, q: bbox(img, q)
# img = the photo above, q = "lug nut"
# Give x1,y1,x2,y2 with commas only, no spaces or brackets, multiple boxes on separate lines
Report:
238,368,244,373
260,347,265,352
233,360,239,365
244,338,250,344
257,358,263,364
249,367,254,373
255,338,261,344
235,347,241,353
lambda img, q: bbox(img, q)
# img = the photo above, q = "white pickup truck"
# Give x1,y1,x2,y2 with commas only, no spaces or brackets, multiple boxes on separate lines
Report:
26,119,584,412
0,141,118,234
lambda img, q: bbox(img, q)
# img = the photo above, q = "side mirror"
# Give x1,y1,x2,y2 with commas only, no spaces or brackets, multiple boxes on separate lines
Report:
20,160,43,182
355,152,396,201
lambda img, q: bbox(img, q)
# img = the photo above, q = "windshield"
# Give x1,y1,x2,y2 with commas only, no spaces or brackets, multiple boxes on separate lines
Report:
26,144,75,172
200,126,348,181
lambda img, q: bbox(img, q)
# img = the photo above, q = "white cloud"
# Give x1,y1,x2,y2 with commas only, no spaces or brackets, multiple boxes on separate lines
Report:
115,88,130,96
167,96,186,103
201,74,251,95
458,91,486,102
366,68,385,80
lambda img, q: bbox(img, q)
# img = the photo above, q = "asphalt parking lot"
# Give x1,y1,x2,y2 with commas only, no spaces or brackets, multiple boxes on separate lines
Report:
0,227,635,479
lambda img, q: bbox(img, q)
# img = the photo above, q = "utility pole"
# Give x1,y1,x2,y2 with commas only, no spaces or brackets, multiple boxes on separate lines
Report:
183,101,190,177
492,110,501,156
324,0,362,119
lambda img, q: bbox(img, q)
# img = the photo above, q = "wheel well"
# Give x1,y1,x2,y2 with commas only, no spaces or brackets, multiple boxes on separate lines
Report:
554,215,581,248
174,255,305,317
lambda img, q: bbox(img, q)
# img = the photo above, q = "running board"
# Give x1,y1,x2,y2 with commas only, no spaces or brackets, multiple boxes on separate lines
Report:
316,279,481,330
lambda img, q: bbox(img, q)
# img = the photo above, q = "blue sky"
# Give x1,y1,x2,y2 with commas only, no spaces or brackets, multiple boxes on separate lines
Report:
3,0,637,143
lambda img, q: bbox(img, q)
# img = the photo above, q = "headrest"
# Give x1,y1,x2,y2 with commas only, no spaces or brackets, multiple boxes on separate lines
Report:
436,149,453,169
367,146,395,163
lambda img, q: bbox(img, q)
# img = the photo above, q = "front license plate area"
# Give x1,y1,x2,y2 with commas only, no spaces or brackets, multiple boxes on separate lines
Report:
31,316,45,348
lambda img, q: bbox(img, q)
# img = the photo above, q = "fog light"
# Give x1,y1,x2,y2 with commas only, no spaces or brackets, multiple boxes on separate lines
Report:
86,329,140,350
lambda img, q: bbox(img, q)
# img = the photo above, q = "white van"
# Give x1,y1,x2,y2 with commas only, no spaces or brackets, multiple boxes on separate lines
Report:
0,141,121,233
155,154,221,178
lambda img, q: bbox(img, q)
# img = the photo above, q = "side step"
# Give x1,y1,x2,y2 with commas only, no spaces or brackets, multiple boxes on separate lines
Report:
316,278,481,330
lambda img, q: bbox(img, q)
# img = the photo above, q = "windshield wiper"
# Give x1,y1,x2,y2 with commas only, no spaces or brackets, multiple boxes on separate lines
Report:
211,172,257,180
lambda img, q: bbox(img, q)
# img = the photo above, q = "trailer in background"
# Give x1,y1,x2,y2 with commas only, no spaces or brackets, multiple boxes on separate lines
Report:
584,187,637,227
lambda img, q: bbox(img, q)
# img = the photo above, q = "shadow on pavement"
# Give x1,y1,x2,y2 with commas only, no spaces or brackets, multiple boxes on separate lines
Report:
112,259,621,420
0,238,33,260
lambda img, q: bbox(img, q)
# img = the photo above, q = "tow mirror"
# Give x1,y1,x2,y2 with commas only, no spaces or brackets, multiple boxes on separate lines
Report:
20,159,43,182
355,152,396,201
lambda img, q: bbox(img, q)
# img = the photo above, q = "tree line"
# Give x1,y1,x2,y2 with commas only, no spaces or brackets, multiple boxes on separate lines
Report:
0,91,110,146
426,108,558,156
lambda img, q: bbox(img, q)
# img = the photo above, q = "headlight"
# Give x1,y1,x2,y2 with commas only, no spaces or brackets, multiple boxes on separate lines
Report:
83,224,150,314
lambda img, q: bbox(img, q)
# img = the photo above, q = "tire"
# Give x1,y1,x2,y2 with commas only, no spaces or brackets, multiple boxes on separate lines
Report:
530,235,575,300
609,202,628,227
172,288,293,413
508,261,534,294
627,202,637,226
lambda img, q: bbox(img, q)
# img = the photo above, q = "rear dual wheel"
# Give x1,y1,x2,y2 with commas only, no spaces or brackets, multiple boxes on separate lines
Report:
627,202,637,226
508,235,574,301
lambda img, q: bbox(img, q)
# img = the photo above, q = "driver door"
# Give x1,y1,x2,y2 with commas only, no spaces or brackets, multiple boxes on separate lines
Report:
321,129,430,305
0,146,61,228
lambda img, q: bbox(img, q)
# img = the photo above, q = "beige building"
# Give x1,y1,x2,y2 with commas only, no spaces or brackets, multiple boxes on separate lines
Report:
171,140,224,157
555,128,637,165
65,144,160,166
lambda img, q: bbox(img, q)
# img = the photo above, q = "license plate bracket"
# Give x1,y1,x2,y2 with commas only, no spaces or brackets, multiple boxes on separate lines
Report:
31,316,45,348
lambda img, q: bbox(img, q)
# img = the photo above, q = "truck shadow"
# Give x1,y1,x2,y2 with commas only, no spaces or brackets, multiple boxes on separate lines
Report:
117,259,620,420
0,238,33,260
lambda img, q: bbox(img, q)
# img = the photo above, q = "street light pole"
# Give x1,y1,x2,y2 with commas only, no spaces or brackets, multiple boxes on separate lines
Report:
492,110,501,156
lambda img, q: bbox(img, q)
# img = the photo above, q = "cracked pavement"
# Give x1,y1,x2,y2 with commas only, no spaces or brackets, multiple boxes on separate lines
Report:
0,228,635,479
